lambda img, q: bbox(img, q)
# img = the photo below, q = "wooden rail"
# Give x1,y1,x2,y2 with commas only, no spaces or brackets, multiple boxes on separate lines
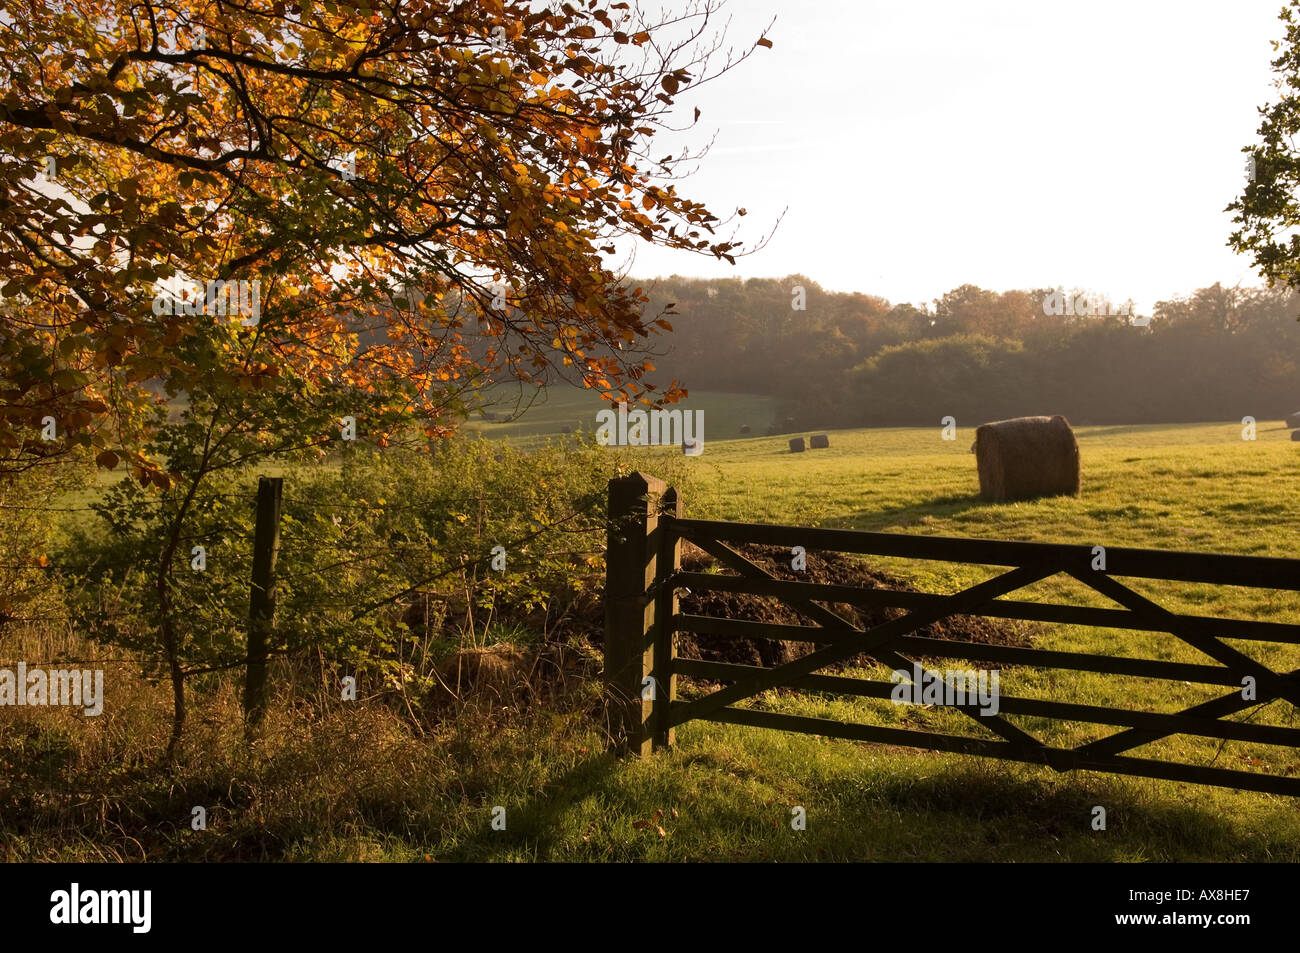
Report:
603,472,1300,797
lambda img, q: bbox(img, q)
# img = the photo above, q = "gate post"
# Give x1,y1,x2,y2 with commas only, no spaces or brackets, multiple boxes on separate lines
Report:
653,486,682,750
244,475,283,735
605,472,673,757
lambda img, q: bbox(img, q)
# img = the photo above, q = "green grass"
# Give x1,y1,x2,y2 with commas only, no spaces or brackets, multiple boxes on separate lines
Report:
581,418,1300,860
330,417,1300,860
10,418,1300,861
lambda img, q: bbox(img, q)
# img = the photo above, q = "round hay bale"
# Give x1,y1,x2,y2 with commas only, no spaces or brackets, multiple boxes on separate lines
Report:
788,437,806,453
809,433,830,449
1287,411,1300,429
1292,429,1300,442
973,415,1080,502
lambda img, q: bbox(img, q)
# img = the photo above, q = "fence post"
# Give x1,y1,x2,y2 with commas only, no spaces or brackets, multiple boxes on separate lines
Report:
605,472,668,757
244,475,283,733
653,486,682,750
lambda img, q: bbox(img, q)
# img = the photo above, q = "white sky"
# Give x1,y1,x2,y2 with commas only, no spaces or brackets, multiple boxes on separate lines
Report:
618,0,1285,313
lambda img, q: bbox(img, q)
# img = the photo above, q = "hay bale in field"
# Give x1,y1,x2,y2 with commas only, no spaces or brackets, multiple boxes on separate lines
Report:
973,415,1080,502
1287,410,1300,429
809,433,830,449
788,437,806,453
1292,429,1300,442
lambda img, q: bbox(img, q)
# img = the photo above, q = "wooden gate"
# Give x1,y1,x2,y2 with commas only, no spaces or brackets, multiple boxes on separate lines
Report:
603,473,1300,796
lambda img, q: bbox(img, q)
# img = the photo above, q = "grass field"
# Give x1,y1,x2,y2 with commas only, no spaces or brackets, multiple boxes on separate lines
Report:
9,414,1300,861
462,385,782,448
461,415,1300,861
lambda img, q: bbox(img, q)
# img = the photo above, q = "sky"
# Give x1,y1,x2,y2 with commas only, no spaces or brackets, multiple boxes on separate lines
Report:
614,0,1287,314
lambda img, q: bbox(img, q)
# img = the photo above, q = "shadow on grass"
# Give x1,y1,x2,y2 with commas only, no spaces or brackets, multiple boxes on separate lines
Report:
437,749,624,861
427,732,1298,862
834,492,988,533
670,742,1295,861
791,758,1291,861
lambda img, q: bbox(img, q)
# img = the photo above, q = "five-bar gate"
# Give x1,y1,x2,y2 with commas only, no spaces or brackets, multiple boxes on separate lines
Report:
603,473,1300,796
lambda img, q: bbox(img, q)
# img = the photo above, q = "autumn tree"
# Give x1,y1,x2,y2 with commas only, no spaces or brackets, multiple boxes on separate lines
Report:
0,0,768,758
0,0,769,478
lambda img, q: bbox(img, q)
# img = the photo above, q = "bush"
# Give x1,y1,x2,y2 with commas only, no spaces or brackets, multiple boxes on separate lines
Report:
53,436,693,718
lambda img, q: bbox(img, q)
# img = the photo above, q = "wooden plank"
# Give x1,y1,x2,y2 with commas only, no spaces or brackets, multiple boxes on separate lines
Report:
673,613,858,642
672,658,1300,747
672,571,1300,645
669,564,1056,737
674,615,1241,685
1080,664,1300,759
636,491,1300,795
652,489,681,750
603,473,666,758
1069,570,1300,718
685,534,1048,748
244,475,283,732
895,637,1239,686
675,518,1300,590
692,706,1300,797
696,705,1045,760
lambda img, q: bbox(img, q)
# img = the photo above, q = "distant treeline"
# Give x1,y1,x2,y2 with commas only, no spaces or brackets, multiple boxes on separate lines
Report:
639,276,1300,427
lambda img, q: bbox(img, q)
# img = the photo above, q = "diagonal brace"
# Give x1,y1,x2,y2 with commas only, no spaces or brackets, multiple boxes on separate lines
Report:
672,537,1055,746
1070,570,1300,711
687,538,1045,748
1068,569,1300,757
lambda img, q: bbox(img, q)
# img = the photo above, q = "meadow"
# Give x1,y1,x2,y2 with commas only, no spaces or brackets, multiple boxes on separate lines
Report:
4,408,1299,862
461,385,781,448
